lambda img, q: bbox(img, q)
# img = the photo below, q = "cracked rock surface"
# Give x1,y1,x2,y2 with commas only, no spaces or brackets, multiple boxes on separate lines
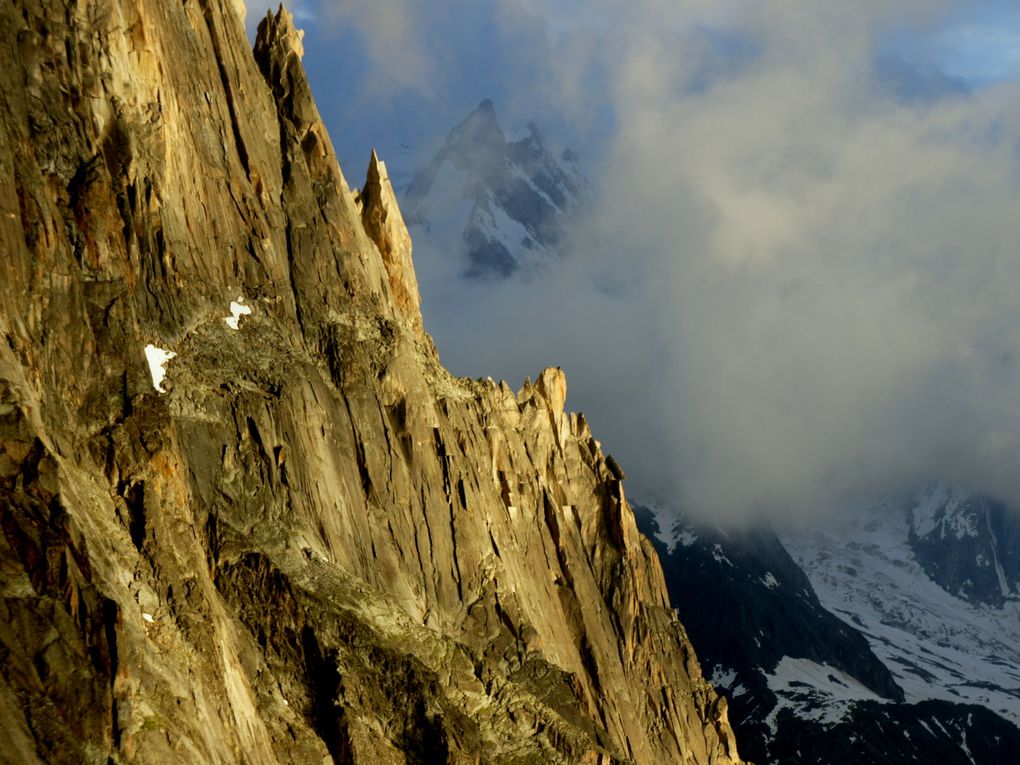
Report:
0,2,744,763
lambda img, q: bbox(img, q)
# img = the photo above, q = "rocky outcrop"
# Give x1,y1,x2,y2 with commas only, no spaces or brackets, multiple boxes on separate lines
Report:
0,2,743,764
356,150,422,329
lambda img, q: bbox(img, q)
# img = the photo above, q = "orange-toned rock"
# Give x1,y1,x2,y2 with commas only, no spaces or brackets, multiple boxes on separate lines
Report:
359,149,423,329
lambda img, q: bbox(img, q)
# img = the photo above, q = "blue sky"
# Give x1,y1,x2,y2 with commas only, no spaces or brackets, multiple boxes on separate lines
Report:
899,0,1020,84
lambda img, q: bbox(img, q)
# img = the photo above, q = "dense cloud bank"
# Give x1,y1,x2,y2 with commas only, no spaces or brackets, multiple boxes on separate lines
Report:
261,1,1020,522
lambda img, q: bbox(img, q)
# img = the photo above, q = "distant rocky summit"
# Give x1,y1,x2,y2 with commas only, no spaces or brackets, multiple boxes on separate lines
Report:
404,99,588,278
0,2,742,763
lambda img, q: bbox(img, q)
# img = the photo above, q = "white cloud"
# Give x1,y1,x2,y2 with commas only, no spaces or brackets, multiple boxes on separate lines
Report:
316,0,439,94
411,1,1020,522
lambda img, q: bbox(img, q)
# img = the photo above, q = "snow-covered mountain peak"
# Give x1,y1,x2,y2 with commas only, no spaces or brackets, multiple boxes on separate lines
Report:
404,100,588,279
912,483,980,539
440,99,506,178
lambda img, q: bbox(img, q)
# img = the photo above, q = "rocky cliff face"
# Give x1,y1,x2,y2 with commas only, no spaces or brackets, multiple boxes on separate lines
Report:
0,2,742,764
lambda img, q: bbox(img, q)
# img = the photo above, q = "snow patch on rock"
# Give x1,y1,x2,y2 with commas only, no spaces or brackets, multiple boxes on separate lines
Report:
760,571,780,590
712,544,734,566
225,296,252,330
711,666,738,690
144,344,176,393
677,530,698,547
642,502,685,553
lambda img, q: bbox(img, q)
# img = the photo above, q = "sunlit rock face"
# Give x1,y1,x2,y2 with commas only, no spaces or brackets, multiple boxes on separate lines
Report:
355,150,422,330
0,2,743,763
404,99,588,279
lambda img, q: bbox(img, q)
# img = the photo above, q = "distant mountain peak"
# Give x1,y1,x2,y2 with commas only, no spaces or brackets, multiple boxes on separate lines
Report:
404,99,588,279
450,99,503,141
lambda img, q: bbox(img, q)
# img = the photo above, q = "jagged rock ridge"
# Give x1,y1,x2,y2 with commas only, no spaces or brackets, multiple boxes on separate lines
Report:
0,2,742,764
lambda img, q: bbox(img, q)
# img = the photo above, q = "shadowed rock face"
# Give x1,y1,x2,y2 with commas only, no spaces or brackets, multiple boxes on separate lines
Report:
908,487,1020,608
0,2,743,764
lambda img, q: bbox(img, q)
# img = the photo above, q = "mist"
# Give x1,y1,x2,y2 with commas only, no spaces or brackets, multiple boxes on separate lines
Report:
260,1,1020,523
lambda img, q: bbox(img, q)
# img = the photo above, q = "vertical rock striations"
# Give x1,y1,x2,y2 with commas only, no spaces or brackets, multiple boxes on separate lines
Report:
0,2,743,764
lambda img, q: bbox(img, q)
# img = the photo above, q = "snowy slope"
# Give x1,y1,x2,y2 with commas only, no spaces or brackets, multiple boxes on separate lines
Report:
909,484,1020,607
764,656,885,729
782,494,1020,726
635,501,1020,764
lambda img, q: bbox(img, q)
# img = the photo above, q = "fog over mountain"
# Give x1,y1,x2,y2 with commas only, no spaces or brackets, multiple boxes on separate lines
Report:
261,0,1020,523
